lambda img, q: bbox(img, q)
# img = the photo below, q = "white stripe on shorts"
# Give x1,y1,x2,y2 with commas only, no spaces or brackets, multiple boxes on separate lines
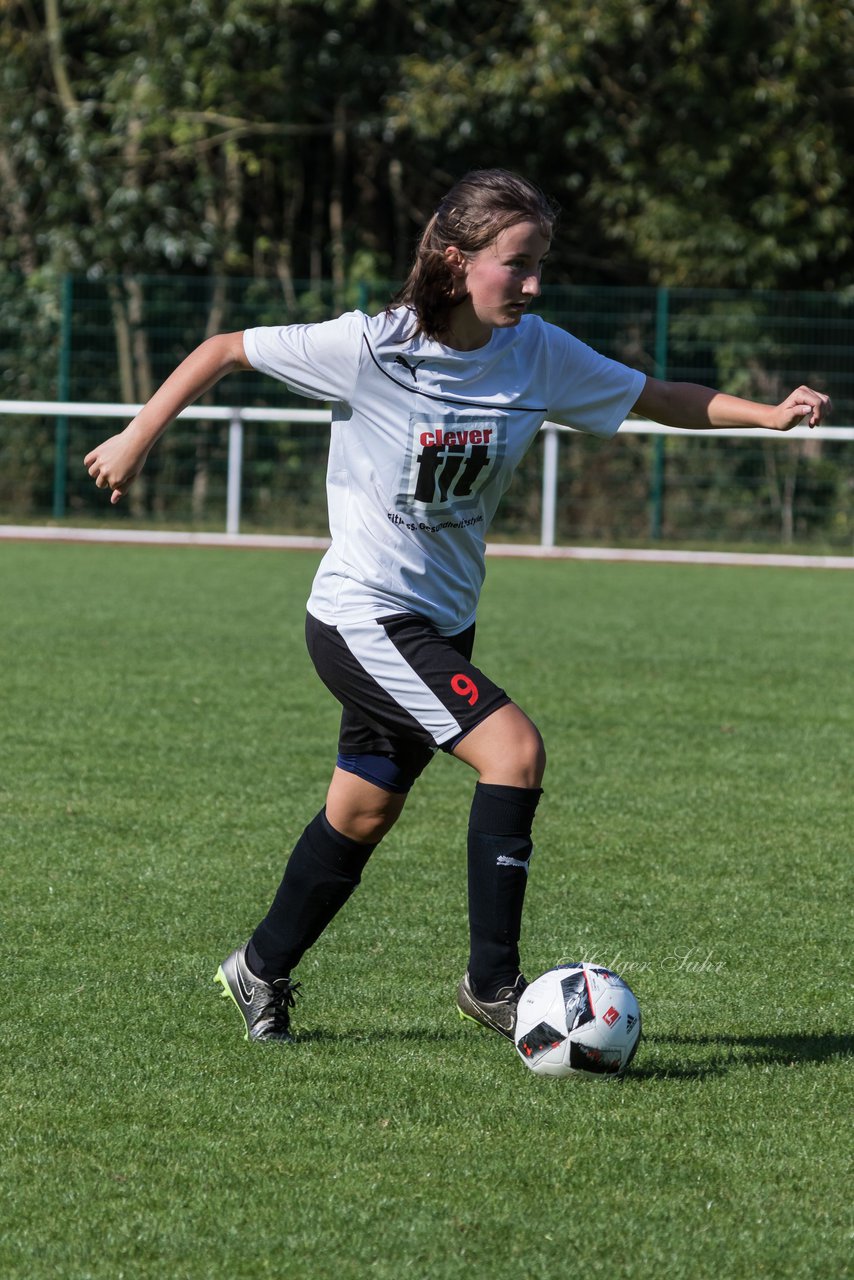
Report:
336,618,464,746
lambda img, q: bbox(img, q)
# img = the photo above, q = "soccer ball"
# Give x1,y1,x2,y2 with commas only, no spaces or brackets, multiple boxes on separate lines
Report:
514,962,641,1079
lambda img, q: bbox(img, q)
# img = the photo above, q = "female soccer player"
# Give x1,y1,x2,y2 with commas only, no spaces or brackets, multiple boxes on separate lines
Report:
84,169,830,1044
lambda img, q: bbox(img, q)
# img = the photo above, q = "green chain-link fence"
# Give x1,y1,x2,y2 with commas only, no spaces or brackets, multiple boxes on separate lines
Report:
1,273,851,548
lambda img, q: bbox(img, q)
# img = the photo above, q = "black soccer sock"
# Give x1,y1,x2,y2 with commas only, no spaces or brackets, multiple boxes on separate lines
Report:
466,782,542,1000
246,809,377,982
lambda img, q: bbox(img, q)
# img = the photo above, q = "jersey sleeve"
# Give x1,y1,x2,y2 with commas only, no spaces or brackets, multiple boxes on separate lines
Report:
243,311,364,404
543,324,646,439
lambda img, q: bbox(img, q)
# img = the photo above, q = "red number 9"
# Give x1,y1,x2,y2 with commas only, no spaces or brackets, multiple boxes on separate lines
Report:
451,673,479,706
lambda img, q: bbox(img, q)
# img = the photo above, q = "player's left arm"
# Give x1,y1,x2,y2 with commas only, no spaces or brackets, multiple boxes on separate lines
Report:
633,377,831,432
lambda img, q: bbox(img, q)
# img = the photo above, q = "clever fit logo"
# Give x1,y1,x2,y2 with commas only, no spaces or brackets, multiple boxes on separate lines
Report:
413,425,495,506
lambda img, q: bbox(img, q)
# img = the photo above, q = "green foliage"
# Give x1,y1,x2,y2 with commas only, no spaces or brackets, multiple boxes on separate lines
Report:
1,546,852,1278
2,0,852,288
2,1,852,541
396,0,854,289
0,0,420,284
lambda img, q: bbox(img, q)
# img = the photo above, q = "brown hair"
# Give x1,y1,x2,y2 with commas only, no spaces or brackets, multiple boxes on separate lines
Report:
390,169,559,340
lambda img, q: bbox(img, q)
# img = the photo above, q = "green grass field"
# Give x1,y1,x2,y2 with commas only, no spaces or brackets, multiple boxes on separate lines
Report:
2,544,851,1279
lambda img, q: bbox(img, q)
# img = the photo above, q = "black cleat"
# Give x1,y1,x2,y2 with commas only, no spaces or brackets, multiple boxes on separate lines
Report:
457,971,528,1040
215,944,300,1043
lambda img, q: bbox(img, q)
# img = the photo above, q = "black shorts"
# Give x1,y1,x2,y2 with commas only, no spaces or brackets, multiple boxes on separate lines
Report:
305,611,510,790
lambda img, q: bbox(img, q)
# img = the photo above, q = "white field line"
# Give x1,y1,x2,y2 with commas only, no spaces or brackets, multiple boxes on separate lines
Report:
1,524,852,569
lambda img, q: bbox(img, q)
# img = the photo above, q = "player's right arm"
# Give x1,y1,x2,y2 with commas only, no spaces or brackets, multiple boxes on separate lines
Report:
84,331,251,505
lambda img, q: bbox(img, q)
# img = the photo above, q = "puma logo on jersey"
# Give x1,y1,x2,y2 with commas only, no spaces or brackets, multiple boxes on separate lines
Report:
394,355,426,382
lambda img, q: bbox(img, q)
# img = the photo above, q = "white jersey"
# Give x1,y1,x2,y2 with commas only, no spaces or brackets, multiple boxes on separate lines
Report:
243,306,644,634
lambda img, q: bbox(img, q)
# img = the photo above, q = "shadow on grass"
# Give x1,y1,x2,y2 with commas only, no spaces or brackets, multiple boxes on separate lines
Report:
630,1030,852,1081
282,1028,852,1081
273,1025,852,1082
293,1025,467,1046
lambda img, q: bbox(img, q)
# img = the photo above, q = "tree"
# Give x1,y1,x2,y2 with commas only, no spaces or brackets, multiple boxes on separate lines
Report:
0,0,850,534
393,0,854,289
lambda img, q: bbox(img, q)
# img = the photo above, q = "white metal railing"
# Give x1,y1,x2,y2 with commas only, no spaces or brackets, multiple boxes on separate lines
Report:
0,399,851,546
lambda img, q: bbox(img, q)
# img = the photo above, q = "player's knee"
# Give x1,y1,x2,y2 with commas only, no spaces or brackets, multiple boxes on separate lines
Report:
453,703,546,787
486,717,546,787
327,757,411,843
347,804,402,844
514,721,547,787
494,706,547,783
327,792,406,844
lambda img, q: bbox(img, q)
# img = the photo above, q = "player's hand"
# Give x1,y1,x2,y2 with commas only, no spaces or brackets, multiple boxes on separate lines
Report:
84,426,150,504
768,386,832,432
